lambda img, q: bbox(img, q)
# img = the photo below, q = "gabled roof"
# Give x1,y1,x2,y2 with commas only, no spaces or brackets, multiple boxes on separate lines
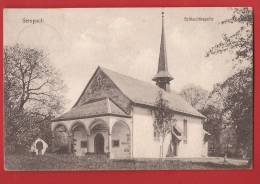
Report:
100,67,205,119
53,97,130,122
54,66,205,122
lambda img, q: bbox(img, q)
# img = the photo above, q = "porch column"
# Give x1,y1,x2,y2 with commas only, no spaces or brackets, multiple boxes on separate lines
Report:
108,131,112,158
51,132,55,152
87,132,90,154
68,132,72,154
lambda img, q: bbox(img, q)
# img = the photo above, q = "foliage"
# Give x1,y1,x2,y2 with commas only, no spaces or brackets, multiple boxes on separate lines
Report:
221,67,253,157
4,44,66,153
204,8,253,160
206,7,253,69
52,125,70,153
179,84,209,111
153,91,175,157
203,68,253,158
201,104,223,156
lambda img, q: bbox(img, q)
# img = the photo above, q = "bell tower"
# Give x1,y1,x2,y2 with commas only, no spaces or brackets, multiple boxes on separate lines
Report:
152,12,173,92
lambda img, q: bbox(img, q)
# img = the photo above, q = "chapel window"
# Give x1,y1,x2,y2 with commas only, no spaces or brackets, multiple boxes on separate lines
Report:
81,141,88,148
183,120,188,144
112,140,120,147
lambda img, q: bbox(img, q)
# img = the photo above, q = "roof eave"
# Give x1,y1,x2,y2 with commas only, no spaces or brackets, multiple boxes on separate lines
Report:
132,102,206,120
51,113,132,122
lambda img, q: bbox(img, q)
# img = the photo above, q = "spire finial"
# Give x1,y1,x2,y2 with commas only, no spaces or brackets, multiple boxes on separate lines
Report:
161,11,165,31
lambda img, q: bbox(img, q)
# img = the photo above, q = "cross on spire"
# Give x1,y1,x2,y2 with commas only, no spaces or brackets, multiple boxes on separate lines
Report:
152,12,173,92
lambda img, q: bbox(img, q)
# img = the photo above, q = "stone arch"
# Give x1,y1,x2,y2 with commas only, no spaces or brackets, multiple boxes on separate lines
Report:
53,124,69,153
111,121,131,158
53,123,68,132
70,121,89,135
88,119,109,154
112,121,130,133
70,121,88,156
89,118,109,133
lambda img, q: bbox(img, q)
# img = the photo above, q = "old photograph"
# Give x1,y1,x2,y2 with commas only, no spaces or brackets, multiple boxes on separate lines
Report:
3,7,253,170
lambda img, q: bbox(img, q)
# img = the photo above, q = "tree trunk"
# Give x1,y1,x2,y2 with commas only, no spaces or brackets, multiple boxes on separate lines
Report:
160,137,165,158
161,143,164,158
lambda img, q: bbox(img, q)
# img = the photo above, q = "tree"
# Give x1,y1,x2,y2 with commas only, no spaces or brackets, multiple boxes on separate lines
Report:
201,105,222,155
4,44,66,153
202,69,252,160
221,67,253,159
153,91,175,157
200,83,226,156
179,84,209,112
206,8,253,165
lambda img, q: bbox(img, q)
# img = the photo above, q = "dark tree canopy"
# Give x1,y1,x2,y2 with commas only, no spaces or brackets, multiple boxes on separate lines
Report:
221,67,253,157
204,8,253,160
4,44,66,153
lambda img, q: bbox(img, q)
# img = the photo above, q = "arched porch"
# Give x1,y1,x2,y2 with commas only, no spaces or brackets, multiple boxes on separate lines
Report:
51,117,132,158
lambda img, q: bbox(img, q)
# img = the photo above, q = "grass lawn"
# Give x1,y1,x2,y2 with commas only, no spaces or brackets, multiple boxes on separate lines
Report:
4,153,250,170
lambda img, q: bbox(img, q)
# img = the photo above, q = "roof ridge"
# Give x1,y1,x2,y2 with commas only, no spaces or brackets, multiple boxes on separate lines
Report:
100,66,156,87
100,66,180,95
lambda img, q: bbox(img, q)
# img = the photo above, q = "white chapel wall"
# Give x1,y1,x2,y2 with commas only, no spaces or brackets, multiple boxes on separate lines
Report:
132,106,160,158
132,106,205,158
174,114,204,158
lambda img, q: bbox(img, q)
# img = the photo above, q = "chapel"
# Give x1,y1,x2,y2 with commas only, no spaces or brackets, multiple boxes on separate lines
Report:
51,12,209,159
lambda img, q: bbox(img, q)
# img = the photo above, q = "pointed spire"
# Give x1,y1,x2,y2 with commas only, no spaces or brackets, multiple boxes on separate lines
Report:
158,11,168,72
153,12,173,92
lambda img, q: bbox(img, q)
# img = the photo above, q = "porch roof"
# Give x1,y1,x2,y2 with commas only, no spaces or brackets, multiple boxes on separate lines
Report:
172,126,183,140
53,97,130,122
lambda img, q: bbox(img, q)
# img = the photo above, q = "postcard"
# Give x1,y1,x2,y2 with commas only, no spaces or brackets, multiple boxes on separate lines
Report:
3,7,253,170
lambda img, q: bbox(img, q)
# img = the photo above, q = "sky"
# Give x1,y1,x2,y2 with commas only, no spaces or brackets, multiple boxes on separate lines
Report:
4,8,242,110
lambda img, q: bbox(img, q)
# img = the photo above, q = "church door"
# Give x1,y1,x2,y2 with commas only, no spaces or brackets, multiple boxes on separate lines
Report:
94,133,104,154
172,140,178,156
169,134,179,157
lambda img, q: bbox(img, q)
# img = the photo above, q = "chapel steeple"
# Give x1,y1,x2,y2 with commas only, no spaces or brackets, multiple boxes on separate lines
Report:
152,12,173,92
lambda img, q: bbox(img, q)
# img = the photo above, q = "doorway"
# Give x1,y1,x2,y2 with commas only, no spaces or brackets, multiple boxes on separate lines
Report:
94,133,104,154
